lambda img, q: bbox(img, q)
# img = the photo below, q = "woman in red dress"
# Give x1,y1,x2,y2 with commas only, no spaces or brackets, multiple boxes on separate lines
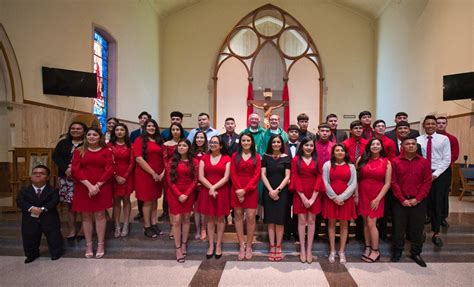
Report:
71,127,114,258
167,139,198,263
357,138,392,262
108,123,134,238
191,131,208,240
133,119,165,238
231,133,261,260
322,144,357,264
290,137,320,264
163,123,186,239
197,135,230,259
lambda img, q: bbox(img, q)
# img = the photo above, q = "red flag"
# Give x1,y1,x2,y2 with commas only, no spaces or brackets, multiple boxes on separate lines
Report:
283,82,289,131
246,82,253,127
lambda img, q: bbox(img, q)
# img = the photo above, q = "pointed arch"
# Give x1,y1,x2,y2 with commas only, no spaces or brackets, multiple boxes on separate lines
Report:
0,24,24,103
212,3,325,125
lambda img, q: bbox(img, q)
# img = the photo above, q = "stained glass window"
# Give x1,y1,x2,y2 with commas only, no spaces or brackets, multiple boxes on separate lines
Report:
93,31,108,132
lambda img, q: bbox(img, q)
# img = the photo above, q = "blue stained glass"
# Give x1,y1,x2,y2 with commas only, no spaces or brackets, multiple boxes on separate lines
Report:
93,31,108,133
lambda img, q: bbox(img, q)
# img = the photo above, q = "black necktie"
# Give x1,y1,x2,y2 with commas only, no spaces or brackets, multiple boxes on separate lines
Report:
289,143,297,148
36,188,42,198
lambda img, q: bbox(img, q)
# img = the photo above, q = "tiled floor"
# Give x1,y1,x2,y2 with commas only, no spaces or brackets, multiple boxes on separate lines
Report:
1,256,473,287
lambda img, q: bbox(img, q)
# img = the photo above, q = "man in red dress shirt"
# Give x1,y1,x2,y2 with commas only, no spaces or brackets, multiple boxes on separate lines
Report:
342,120,368,164
358,111,375,139
342,120,368,240
391,136,432,267
436,116,460,227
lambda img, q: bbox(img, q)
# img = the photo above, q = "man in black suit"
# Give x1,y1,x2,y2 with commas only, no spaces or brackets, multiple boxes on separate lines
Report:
284,125,300,241
385,112,420,142
220,117,239,155
326,114,348,143
16,165,63,264
130,111,151,220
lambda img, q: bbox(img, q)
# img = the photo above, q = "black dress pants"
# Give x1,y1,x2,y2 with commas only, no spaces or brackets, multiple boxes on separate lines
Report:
22,217,63,258
441,166,452,219
428,169,450,233
377,189,394,238
392,200,426,256
284,196,297,237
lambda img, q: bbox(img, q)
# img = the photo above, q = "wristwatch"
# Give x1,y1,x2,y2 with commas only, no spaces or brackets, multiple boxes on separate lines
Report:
41,207,47,212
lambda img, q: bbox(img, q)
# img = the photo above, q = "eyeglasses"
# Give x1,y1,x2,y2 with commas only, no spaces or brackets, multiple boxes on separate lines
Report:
209,141,219,145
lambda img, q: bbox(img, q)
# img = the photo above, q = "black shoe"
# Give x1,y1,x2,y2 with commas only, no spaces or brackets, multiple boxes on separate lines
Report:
66,236,76,242
215,253,222,259
134,213,143,221
441,220,450,228
152,224,164,236
24,255,39,264
391,252,402,262
51,254,62,261
144,227,158,238
410,254,427,267
432,235,443,247
75,235,85,241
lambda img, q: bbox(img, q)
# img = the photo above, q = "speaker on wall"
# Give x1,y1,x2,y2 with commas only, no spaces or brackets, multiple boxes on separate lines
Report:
42,66,98,98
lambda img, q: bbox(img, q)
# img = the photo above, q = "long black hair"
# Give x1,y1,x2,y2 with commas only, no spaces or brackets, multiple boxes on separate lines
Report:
235,132,257,166
330,143,350,167
65,121,87,141
167,123,185,141
191,131,208,155
110,123,131,148
357,138,386,171
141,119,163,161
265,134,285,154
209,135,229,156
169,139,195,183
295,137,317,174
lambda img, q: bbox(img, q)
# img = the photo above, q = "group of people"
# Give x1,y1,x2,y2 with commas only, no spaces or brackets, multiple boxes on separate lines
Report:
17,109,459,268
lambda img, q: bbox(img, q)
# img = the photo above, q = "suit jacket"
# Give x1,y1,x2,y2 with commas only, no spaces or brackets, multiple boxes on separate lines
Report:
326,129,348,143
16,184,61,227
130,128,142,143
385,128,420,143
220,132,239,155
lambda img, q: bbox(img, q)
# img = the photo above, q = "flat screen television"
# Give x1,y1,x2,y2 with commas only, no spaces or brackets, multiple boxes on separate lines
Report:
443,72,474,101
42,67,97,98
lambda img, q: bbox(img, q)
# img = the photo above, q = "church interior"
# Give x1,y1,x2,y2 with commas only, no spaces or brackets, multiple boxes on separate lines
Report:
0,0,473,286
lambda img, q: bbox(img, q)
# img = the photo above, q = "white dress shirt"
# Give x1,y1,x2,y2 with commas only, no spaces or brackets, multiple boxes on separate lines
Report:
417,133,451,177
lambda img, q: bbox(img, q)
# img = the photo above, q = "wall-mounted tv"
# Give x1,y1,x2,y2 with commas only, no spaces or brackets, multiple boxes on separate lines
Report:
42,67,97,98
443,72,474,101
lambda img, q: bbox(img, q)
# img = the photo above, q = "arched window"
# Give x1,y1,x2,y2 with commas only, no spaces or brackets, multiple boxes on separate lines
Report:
93,31,109,132
213,4,324,130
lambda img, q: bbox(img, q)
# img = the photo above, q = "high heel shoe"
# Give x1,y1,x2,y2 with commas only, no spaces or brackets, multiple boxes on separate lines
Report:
181,241,187,257
238,243,246,261
339,251,346,264
206,244,215,259
96,242,105,259
114,225,121,238
366,248,380,263
274,245,283,262
361,245,371,262
328,251,336,263
84,242,93,258
245,244,253,260
176,245,185,263
299,250,306,263
268,245,276,261
215,245,222,260
120,223,129,237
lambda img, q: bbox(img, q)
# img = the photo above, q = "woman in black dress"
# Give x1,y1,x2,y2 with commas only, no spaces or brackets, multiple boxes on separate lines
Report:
261,134,291,261
52,121,87,242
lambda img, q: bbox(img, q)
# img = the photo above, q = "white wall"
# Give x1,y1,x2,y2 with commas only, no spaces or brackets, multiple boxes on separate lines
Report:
160,0,375,130
376,0,474,123
0,0,161,121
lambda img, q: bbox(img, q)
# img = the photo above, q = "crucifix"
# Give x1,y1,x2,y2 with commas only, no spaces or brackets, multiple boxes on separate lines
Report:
248,88,288,129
